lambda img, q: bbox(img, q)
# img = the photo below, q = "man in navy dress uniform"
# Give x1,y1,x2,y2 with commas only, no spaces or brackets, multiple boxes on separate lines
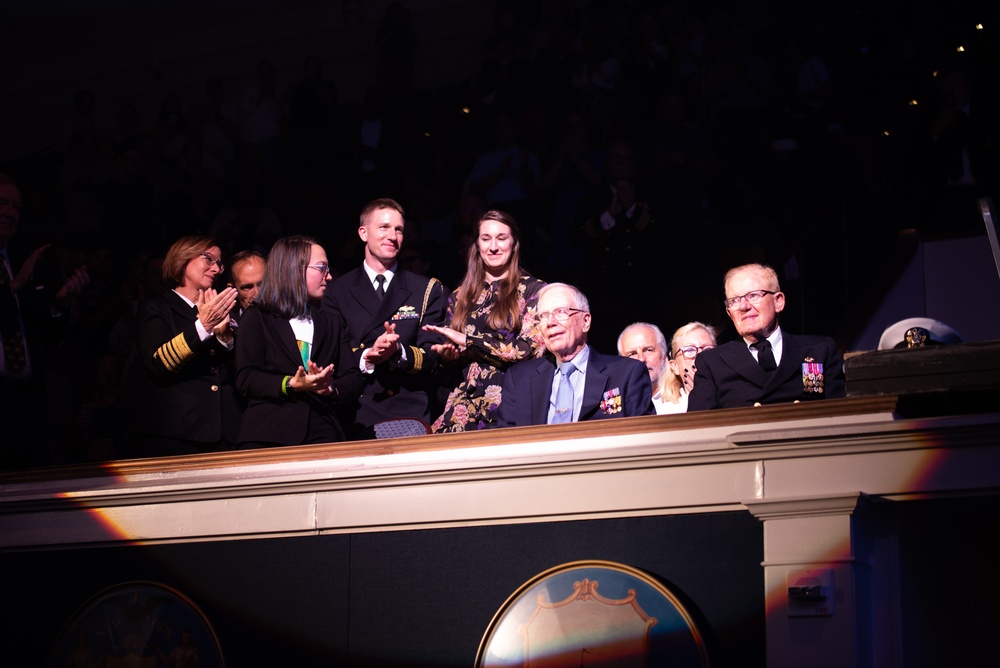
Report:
322,198,447,438
689,263,845,410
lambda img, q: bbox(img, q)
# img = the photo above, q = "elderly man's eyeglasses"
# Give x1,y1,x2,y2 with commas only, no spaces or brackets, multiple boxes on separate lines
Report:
201,253,224,271
724,290,776,310
306,263,331,275
672,345,716,360
538,307,585,324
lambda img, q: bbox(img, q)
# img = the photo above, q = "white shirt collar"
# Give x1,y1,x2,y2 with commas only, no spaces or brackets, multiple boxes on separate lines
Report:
362,261,397,288
746,326,783,366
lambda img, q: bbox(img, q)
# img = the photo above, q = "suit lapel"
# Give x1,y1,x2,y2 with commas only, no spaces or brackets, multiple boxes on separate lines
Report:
764,333,800,393
276,316,304,367
348,268,381,320
167,290,198,323
376,270,413,330
529,361,556,425
722,341,770,388
579,352,610,420
351,268,414,336
309,307,329,364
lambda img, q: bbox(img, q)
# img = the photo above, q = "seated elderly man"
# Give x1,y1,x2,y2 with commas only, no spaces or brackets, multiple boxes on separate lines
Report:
617,321,672,414
494,283,652,427
689,263,845,410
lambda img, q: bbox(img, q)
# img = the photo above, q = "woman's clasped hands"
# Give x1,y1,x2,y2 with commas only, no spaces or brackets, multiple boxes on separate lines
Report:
289,360,336,395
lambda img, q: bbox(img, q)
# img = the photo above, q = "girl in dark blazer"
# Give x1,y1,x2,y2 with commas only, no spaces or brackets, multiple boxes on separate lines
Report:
236,235,363,448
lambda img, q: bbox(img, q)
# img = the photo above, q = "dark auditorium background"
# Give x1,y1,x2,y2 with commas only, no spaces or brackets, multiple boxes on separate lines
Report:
2,0,997,463
2,2,1000,667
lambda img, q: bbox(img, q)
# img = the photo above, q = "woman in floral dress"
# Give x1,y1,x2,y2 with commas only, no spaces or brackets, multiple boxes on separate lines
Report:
423,210,545,432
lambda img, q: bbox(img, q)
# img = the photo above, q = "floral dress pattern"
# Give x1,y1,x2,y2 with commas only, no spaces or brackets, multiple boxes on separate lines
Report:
432,273,546,432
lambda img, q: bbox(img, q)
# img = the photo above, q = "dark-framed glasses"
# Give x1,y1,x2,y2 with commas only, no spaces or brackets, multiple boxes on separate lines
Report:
306,263,331,275
673,344,716,360
200,252,224,271
724,290,775,310
538,307,586,324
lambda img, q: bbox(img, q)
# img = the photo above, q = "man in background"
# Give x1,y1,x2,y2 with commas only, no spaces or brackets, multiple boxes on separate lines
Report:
228,250,265,321
617,321,670,413
1,173,88,468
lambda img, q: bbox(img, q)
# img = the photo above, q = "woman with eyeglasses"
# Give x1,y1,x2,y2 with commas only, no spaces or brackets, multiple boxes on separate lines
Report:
658,321,718,414
235,235,363,448
422,210,546,432
133,235,241,456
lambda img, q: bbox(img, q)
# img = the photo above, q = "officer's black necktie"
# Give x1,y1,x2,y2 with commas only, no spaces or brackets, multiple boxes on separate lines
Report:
753,339,777,372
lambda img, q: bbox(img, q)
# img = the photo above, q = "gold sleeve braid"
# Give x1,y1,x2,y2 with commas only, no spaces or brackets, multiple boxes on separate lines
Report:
634,205,652,231
408,277,440,374
153,332,196,373
409,345,424,373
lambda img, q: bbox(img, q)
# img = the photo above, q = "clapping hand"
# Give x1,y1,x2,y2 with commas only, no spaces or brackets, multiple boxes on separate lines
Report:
55,265,91,305
366,322,400,365
196,287,238,337
11,244,51,294
422,324,467,350
608,179,636,216
423,324,465,363
290,360,335,395
430,342,461,363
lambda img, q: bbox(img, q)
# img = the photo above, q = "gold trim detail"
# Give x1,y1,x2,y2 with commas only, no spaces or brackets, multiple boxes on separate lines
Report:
419,277,440,327
409,345,424,373
154,332,195,373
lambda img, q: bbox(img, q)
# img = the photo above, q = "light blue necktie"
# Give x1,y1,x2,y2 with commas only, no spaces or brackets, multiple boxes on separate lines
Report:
551,362,576,424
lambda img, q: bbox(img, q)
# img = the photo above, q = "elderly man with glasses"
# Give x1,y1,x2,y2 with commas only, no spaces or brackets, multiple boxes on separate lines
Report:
494,282,653,427
688,263,845,410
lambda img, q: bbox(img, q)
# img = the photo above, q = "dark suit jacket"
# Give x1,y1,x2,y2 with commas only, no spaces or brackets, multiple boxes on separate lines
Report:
322,266,447,433
493,347,653,428
688,330,846,410
134,290,242,445
235,304,364,446
1,245,73,380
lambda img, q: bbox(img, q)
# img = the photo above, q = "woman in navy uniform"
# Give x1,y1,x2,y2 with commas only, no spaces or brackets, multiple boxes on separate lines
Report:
133,236,240,456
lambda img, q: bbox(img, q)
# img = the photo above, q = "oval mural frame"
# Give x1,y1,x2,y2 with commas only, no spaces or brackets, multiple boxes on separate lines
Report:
476,560,710,668
47,580,225,668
